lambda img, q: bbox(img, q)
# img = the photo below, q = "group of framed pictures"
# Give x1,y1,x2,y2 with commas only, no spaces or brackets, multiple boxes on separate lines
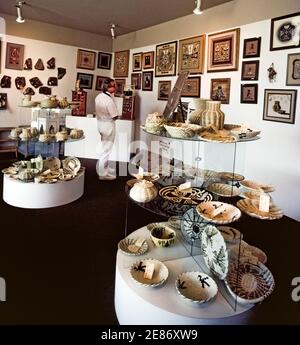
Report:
77,49,112,70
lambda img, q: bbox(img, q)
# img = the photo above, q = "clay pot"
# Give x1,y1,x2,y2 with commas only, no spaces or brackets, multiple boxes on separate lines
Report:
201,101,225,129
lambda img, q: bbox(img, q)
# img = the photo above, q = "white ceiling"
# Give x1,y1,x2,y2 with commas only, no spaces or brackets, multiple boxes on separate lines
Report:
0,0,233,37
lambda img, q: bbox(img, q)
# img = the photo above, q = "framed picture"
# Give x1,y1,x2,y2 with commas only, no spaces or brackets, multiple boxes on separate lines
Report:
97,52,112,69
155,41,177,77
240,84,258,104
243,37,261,58
181,77,201,98
178,35,206,74
131,73,141,90
114,50,130,77
286,53,300,86
142,51,154,69
5,42,24,70
95,76,106,91
115,79,126,97
241,60,259,80
76,49,96,70
263,89,297,124
207,28,240,72
142,71,153,91
132,52,142,71
270,12,300,51
0,93,7,110
76,72,94,89
210,78,231,104
158,80,172,100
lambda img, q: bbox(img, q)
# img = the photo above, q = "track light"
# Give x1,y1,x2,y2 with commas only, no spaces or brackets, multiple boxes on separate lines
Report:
15,1,26,23
193,0,203,15
110,24,117,39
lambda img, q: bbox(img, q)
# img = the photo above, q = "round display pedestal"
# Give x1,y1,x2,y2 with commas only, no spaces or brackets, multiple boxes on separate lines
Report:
3,173,84,209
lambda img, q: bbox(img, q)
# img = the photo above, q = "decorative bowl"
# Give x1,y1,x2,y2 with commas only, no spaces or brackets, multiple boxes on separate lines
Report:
240,180,275,193
118,237,148,256
230,240,267,264
62,157,81,175
207,183,241,197
164,123,195,138
44,157,61,171
217,226,241,243
218,171,245,182
196,201,241,224
129,180,157,203
147,222,176,247
237,199,283,220
175,272,218,304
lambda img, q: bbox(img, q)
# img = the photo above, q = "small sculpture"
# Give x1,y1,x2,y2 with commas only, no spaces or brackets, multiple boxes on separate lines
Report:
15,77,26,90
1,76,11,88
34,58,45,70
29,77,43,88
47,57,55,69
23,87,35,96
47,77,58,86
39,86,52,95
24,58,32,70
267,63,277,82
58,67,66,80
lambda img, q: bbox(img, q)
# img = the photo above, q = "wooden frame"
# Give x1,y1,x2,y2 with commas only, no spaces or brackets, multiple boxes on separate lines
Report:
97,52,112,69
207,28,240,72
142,51,154,69
5,42,24,70
0,93,7,110
270,12,300,51
155,41,177,77
181,77,201,98
76,72,94,89
210,78,231,104
115,79,126,97
76,49,96,70
114,50,130,77
178,35,206,74
132,52,142,71
95,76,106,91
131,73,141,90
142,71,153,91
263,89,297,124
241,60,260,81
243,37,261,58
286,53,300,86
240,84,258,104
157,80,172,100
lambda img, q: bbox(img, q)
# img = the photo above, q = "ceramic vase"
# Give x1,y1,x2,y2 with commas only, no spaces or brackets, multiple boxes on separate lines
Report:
200,101,225,129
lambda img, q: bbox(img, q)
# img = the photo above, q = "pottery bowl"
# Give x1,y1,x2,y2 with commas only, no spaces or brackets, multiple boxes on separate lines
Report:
148,223,176,247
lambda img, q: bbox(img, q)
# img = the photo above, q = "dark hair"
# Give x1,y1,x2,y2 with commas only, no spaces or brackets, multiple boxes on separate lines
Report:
102,77,115,92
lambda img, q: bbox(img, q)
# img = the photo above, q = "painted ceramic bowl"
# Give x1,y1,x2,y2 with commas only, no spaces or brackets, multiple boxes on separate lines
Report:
147,222,176,247
196,201,241,224
118,237,148,256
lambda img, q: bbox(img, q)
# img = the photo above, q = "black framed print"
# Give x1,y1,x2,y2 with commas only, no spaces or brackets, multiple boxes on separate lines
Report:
97,52,112,69
243,37,261,58
241,84,258,104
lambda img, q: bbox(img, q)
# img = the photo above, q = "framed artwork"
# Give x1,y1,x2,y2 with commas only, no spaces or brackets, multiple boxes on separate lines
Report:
158,80,172,100
263,89,297,124
97,52,112,69
270,12,300,51
5,42,24,70
243,37,261,58
76,72,94,89
115,79,126,97
181,77,201,98
142,71,153,91
286,53,300,86
210,78,231,104
0,93,7,110
132,52,142,71
76,49,96,70
241,60,259,80
207,28,240,72
142,51,154,69
114,50,129,77
155,41,177,77
131,73,141,90
240,84,258,104
95,76,106,91
178,35,206,74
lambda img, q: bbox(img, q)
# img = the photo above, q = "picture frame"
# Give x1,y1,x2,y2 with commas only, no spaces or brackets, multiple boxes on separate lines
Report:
178,35,206,74
142,51,154,69
210,78,231,104
97,52,112,69
270,12,300,51
5,42,24,70
95,75,106,91
240,84,258,104
131,73,141,90
241,60,260,80
76,49,96,70
181,77,201,98
263,89,297,124
286,53,300,86
132,52,142,71
207,28,240,72
158,80,172,100
76,72,94,89
243,37,261,58
115,79,126,97
142,71,153,91
114,50,130,77
155,41,177,77
0,93,7,110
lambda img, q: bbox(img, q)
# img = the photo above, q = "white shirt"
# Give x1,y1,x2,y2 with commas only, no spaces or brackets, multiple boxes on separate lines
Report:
95,92,119,121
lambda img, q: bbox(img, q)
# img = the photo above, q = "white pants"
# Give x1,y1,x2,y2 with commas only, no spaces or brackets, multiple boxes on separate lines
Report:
96,120,116,176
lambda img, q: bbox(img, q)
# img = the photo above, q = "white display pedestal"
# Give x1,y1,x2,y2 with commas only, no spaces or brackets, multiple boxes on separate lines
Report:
3,173,84,209
114,226,253,325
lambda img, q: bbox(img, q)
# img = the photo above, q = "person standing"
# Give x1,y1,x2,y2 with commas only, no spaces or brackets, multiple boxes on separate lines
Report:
95,77,119,180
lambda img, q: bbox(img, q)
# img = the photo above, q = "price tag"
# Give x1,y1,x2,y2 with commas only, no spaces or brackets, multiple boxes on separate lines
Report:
210,203,227,218
144,262,155,280
138,167,144,178
178,181,192,193
259,194,270,213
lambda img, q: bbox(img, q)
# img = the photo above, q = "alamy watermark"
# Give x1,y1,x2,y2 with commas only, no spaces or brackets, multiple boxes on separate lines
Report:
291,277,300,302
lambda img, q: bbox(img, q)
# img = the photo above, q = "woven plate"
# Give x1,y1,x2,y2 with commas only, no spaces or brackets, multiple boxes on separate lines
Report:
207,183,241,197
159,186,213,205
230,240,267,264
237,199,283,220
196,201,241,224
118,237,148,256
199,130,237,143
240,180,275,193
218,172,245,182
218,226,241,243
